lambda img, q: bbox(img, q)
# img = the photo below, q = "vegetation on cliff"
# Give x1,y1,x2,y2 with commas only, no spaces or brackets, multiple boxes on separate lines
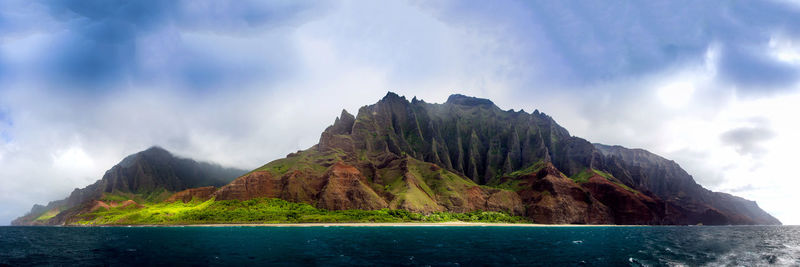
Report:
75,198,527,225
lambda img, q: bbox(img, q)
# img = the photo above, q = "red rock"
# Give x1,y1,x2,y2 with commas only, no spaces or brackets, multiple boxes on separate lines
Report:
517,163,612,224
88,200,112,213
212,171,280,200
581,175,664,224
166,186,217,203
318,162,388,210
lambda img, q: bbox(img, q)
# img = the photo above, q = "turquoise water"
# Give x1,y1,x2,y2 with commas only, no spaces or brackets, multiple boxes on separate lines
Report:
1,226,798,266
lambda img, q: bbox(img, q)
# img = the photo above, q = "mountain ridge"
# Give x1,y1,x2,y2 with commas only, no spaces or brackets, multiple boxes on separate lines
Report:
12,146,246,225
14,93,779,225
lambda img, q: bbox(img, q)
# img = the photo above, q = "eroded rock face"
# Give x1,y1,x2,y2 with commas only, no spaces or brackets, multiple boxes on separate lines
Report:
485,189,525,215
318,162,388,210
212,171,280,201
580,175,664,225
458,186,525,215
280,170,326,204
595,144,781,225
517,163,612,224
166,186,218,203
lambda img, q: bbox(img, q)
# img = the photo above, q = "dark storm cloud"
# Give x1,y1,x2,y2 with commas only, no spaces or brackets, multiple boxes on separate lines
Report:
16,0,325,91
718,45,800,93
720,125,776,157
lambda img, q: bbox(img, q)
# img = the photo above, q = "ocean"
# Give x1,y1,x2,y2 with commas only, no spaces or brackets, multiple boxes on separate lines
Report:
1,225,798,266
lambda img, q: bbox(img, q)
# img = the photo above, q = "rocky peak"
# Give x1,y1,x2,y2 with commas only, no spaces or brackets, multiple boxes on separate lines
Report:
535,162,564,178
445,94,495,107
322,109,356,136
118,146,172,168
381,91,407,103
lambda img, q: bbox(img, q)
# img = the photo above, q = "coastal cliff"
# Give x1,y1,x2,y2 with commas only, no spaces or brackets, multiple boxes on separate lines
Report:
14,93,779,225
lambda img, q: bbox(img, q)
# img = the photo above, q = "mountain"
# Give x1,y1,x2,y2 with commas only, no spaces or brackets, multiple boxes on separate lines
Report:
12,147,246,225
207,92,778,225
16,93,780,226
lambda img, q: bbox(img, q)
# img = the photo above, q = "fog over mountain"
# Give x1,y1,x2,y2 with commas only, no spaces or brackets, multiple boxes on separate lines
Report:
2,0,800,225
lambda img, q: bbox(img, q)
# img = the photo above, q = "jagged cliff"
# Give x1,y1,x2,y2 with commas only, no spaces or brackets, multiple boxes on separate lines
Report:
211,92,779,225
15,93,780,225
12,147,246,225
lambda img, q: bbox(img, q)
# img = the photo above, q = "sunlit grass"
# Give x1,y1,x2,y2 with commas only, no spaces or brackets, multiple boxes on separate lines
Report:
75,198,528,225
35,208,60,221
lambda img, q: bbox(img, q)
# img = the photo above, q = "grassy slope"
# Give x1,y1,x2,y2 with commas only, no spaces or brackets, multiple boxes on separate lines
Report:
486,161,546,191
100,189,173,204
75,198,527,225
570,169,640,194
252,148,343,177
379,157,484,211
34,208,60,222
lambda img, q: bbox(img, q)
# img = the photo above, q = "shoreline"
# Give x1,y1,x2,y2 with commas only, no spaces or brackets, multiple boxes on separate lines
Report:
62,222,645,227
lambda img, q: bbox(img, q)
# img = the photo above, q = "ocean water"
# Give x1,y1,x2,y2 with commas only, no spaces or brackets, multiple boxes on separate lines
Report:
0,226,798,266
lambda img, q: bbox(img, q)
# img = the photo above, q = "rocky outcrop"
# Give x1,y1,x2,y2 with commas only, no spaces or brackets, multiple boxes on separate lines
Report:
166,186,218,203
212,171,280,201
516,163,612,224
317,162,388,210
580,175,667,225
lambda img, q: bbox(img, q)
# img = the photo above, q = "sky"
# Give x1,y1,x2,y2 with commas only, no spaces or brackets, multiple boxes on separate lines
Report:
1,0,800,225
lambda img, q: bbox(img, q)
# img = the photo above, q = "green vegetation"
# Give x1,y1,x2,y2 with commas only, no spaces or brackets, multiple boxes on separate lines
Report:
570,170,595,184
483,161,546,191
593,169,614,180
253,149,345,176
490,179,524,191
610,179,639,194
35,208,60,222
75,198,528,225
506,161,546,178
99,188,173,204
378,158,452,211
570,169,640,194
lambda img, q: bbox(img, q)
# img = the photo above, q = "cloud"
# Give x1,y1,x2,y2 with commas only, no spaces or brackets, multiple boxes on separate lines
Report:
718,46,800,93
728,184,757,193
1,0,327,91
720,120,777,157
423,0,800,94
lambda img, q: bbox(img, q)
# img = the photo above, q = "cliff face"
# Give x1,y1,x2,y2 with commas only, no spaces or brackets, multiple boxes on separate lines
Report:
594,144,780,225
15,93,780,225
12,147,246,225
214,92,779,225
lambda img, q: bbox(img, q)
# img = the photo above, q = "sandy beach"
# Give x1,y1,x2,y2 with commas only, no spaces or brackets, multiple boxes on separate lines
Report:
90,222,641,227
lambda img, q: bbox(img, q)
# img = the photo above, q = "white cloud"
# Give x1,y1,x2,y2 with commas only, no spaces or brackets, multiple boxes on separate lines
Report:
52,146,95,173
657,81,696,108
769,34,800,64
